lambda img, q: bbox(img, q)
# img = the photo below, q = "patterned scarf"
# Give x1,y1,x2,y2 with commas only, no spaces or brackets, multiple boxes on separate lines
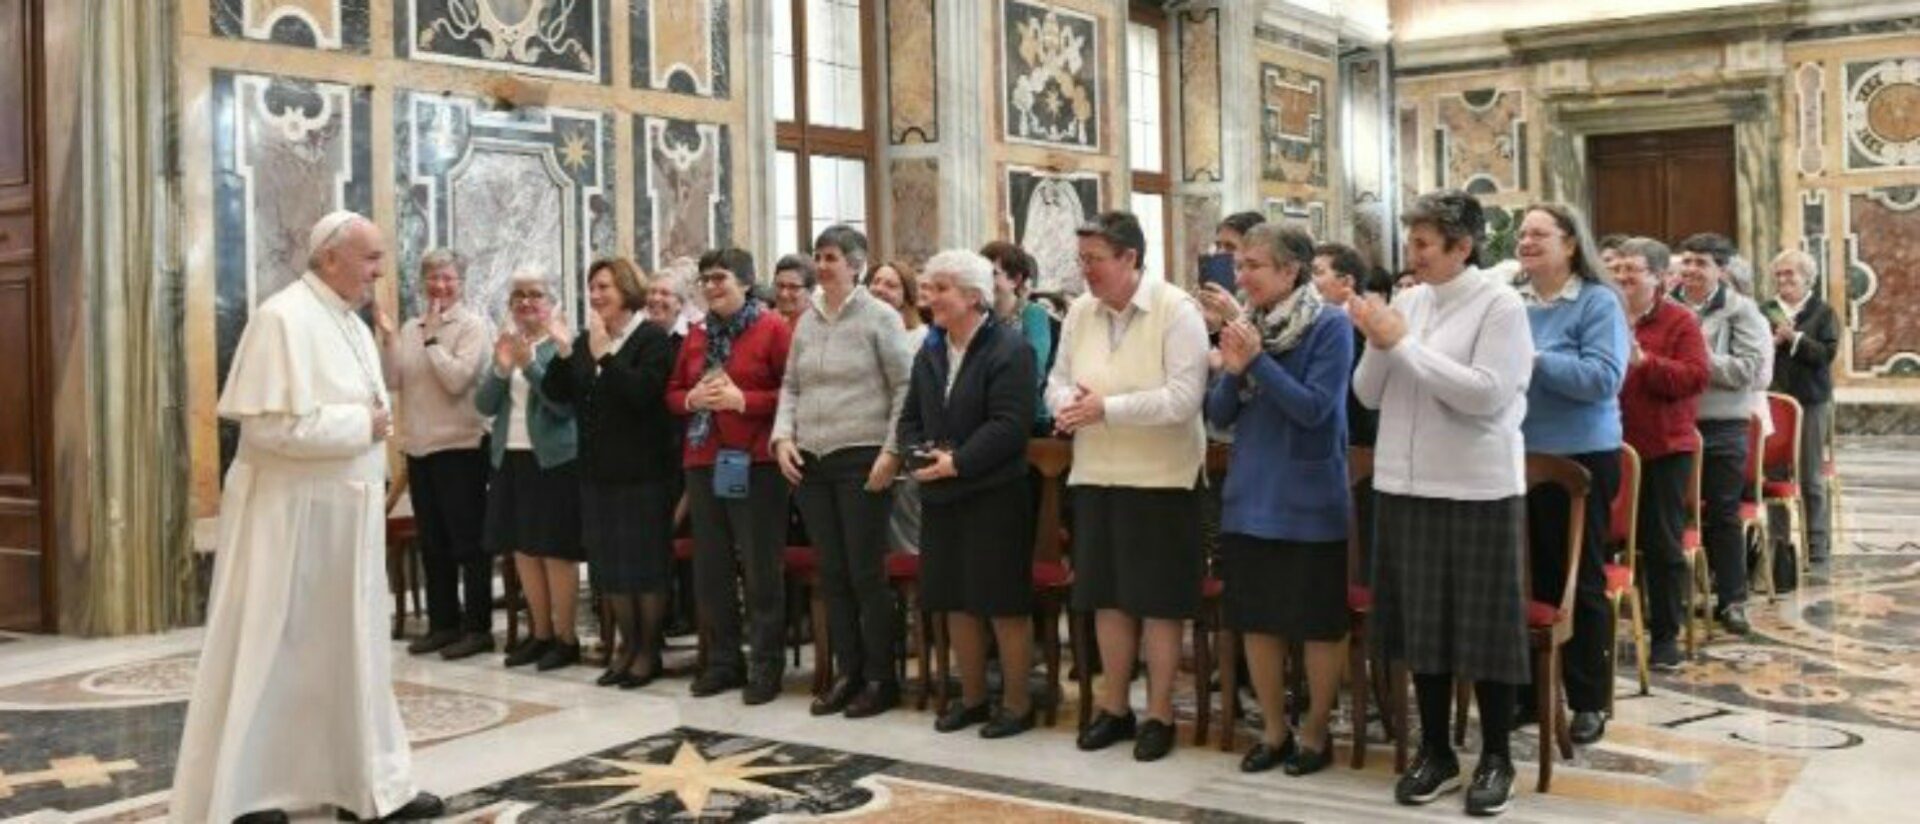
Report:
1256,283,1324,357
687,298,763,448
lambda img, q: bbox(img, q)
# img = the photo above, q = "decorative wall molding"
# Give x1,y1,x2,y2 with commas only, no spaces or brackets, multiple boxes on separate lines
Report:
1844,58,1920,171
1842,185,1920,377
211,0,369,52
397,0,610,85
631,0,729,98
1797,61,1828,177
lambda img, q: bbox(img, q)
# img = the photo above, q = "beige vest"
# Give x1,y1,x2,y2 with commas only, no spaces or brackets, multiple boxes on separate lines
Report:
1063,282,1205,488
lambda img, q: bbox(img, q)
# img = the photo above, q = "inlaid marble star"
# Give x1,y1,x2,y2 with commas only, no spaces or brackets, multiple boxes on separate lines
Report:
559,130,591,173
543,741,827,816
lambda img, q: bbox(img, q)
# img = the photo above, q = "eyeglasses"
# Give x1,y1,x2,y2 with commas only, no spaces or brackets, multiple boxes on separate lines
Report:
697,272,733,286
509,291,548,303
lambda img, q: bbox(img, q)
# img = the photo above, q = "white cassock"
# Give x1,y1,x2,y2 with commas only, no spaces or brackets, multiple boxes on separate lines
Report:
170,272,416,823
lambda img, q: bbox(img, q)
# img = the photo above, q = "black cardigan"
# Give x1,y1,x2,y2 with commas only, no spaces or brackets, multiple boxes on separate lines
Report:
1769,295,1839,406
896,317,1035,504
542,318,678,484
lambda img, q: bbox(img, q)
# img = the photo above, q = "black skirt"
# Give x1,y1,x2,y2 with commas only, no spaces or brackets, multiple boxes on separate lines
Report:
484,450,584,561
582,478,675,595
1070,485,1204,620
1372,492,1530,684
1219,533,1349,641
920,477,1034,616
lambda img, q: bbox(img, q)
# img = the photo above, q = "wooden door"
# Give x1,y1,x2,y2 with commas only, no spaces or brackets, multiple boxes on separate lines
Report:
1588,126,1737,245
0,0,50,632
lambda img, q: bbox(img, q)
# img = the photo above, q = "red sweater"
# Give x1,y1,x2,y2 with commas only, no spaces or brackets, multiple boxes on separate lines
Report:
666,311,792,468
1619,298,1711,461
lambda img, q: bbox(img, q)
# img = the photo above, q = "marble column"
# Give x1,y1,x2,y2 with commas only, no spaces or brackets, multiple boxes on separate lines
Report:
743,0,778,266
935,0,987,248
1734,88,1783,270
1216,0,1260,212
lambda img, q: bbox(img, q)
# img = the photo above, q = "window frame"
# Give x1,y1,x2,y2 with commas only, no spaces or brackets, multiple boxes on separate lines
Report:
775,0,884,256
1126,4,1174,279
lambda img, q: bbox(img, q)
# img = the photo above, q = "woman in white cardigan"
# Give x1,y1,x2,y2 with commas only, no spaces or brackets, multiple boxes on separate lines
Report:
1350,190,1535,817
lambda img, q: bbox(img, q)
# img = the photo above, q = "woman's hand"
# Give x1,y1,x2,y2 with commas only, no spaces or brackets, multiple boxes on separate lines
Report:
1197,282,1243,332
587,310,613,359
865,451,901,491
910,450,956,482
1219,320,1261,375
773,440,806,485
493,331,518,374
547,314,576,358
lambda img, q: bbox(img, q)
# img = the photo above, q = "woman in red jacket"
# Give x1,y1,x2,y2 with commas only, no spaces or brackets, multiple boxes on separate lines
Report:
668,248,795,705
1610,237,1710,673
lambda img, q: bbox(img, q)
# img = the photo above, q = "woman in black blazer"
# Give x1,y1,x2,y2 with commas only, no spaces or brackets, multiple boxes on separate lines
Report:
543,258,679,688
898,249,1038,739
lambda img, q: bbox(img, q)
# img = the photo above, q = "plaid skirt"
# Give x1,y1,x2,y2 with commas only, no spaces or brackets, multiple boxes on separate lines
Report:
581,478,675,595
1372,492,1530,685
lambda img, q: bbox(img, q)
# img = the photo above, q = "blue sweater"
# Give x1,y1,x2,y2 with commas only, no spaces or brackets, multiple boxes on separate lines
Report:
1521,278,1630,456
1204,307,1352,543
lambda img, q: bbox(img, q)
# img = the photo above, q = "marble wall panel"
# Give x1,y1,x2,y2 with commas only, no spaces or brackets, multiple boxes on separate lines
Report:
1000,0,1101,152
1436,89,1527,196
1844,186,1920,376
1178,8,1220,182
1399,104,1421,201
1844,58,1920,171
1178,194,1221,285
889,158,940,268
211,0,369,51
1803,189,1829,295
1263,197,1327,240
635,116,732,274
1796,61,1826,177
1006,166,1100,295
1260,63,1326,187
211,70,372,468
396,92,615,326
887,0,937,143
631,0,729,98
398,0,609,84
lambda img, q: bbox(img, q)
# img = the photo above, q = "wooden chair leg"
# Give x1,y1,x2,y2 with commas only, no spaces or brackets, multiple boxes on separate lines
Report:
1631,587,1651,696
1348,627,1368,769
1192,615,1213,747
388,547,407,640
1071,610,1094,731
1536,645,1556,793
1217,626,1239,752
1452,678,1471,748
914,606,933,711
1041,601,1062,728
810,583,831,697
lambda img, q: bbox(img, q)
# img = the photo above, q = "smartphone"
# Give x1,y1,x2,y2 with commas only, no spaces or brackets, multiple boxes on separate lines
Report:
1763,302,1791,327
1198,253,1236,294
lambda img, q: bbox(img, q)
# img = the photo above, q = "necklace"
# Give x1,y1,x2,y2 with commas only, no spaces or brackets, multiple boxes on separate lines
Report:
306,279,387,410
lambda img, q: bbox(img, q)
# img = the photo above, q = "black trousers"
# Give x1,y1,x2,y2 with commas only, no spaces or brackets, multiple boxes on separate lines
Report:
407,449,493,634
687,463,790,679
794,447,898,685
1698,419,1750,608
1526,449,1619,714
1638,452,1692,646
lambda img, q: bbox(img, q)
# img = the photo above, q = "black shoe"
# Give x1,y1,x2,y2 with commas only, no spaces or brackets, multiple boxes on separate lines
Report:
935,701,992,733
1075,710,1137,751
843,681,899,719
1394,746,1462,806
743,672,783,705
690,670,744,697
339,791,446,822
407,629,460,655
1240,736,1296,773
811,676,865,717
1285,735,1335,777
439,632,494,661
535,640,580,671
1718,603,1752,635
1133,718,1175,762
1465,753,1516,816
618,654,662,690
1570,710,1606,745
597,667,628,686
504,637,552,667
1650,641,1684,673
980,706,1036,739
235,811,289,824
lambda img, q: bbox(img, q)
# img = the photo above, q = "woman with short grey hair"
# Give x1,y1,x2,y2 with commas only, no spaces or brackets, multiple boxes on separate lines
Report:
901,249,1040,738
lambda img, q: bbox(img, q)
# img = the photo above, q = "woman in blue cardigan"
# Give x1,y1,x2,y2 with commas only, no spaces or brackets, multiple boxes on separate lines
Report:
1206,223,1353,777
1512,203,1628,746
475,270,582,671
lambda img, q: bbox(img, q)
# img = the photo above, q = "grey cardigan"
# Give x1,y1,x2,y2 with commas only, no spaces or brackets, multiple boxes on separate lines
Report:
771,286,912,456
1684,283,1772,422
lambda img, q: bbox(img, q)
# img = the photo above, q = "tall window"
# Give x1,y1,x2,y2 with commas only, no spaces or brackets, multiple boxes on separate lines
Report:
1126,10,1172,282
773,0,879,257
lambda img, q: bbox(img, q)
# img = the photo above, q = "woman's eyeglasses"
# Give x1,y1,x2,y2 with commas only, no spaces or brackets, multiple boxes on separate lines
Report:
509,291,548,303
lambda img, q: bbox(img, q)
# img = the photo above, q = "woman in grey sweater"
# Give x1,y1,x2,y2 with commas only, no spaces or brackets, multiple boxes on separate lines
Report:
772,224,914,718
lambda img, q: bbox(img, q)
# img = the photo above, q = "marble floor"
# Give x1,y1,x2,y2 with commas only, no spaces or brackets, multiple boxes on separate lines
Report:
3,437,1917,823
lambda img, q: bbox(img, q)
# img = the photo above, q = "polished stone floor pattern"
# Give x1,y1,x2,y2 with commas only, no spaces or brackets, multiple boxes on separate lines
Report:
2,438,1916,822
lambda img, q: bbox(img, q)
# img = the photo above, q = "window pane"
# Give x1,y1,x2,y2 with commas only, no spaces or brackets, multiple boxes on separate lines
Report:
1131,191,1166,284
809,155,868,239
776,151,801,256
1126,22,1162,173
774,0,797,121
803,0,864,129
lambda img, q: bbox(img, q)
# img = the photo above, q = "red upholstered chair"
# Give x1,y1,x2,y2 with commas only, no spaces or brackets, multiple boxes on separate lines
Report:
883,550,942,711
1028,438,1076,728
383,467,424,640
1605,445,1651,708
1738,414,1777,600
1199,444,1233,750
780,545,829,696
1523,453,1590,793
1762,393,1809,585
1345,447,1397,770
1682,434,1714,657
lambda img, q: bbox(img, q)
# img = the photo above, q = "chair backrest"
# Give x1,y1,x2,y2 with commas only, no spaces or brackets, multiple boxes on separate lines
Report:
1347,446,1375,588
1764,392,1804,487
1028,438,1072,564
1742,413,1767,501
1610,445,1641,571
1526,453,1592,623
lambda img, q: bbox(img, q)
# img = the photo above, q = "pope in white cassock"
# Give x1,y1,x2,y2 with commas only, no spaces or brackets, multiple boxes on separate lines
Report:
170,212,445,824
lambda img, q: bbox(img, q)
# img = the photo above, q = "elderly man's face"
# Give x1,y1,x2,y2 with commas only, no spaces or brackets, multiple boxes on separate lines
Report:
1676,251,1722,301
1774,264,1809,305
318,221,385,307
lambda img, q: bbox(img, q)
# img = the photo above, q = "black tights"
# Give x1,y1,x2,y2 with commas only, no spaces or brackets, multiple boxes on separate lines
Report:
1414,673,1514,759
